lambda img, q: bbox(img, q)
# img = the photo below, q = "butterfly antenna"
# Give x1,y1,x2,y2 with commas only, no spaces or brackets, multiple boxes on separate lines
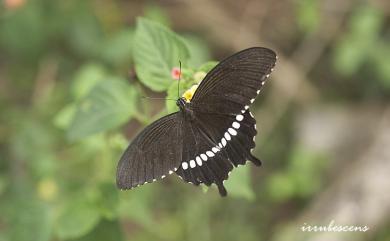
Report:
177,61,182,99
141,96,176,101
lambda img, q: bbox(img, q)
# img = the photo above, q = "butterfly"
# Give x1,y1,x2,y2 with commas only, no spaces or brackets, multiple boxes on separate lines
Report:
116,47,277,196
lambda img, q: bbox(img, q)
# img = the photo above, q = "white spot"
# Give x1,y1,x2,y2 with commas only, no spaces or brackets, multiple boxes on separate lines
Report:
212,147,220,153
271,68,274,72
254,124,257,130
196,156,202,164
236,114,244,121
190,160,196,168
261,81,265,86
253,136,256,142
196,158,202,166
228,128,237,136
153,179,156,182
232,121,240,129
257,90,260,94
221,138,227,147
241,109,245,113
169,170,173,174
174,167,178,171
200,153,208,161
206,151,214,157
224,132,231,141
266,74,270,78
250,98,255,103
161,175,166,178
250,112,254,118
182,162,188,170
218,143,223,148
245,105,249,110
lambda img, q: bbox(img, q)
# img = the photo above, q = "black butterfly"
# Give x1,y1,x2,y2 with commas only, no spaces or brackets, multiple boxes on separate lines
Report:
117,47,277,196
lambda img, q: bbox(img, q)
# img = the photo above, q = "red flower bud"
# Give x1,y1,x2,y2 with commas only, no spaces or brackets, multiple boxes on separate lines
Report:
171,67,181,80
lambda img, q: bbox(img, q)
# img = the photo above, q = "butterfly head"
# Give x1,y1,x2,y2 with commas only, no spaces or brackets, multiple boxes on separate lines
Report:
176,97,187,110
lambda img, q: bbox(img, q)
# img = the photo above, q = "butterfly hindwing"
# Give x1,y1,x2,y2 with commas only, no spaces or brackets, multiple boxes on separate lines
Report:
175,110,259,196
195,110,260,166
175,119,232,196
116,112,183,189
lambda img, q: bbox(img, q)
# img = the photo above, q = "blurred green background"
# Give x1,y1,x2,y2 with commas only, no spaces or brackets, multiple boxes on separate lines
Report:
1,0,390,241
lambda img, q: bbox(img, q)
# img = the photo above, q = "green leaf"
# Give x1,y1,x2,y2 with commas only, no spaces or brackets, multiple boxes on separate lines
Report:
55,198,101,240
53,103,77,129
224,165,255,200
55,64,107,130
72,64,107,100
133,17,190,91
68,78,137,140
197,61,218,73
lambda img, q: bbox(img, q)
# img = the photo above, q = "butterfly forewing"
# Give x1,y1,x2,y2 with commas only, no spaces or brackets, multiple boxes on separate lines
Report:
191,47,276,115
117,112,183,189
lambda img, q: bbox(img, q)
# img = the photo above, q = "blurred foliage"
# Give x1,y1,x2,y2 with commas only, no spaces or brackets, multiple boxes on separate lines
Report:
0,1,389,241
67,77,137,140
296,0,320,33
267,148,327,202
333,4,390,87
